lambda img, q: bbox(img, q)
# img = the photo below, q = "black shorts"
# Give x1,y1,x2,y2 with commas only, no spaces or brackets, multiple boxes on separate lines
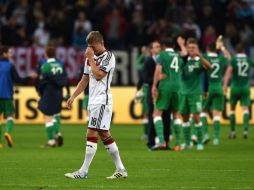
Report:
38,86,63,115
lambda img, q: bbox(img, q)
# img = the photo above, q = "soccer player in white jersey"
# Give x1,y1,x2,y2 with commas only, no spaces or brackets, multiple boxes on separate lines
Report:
64,31,127,179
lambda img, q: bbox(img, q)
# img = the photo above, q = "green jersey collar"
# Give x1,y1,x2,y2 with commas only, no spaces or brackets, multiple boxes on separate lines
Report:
47,58,56,63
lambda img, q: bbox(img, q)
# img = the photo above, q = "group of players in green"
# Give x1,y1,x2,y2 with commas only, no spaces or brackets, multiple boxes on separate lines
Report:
138,36,253,151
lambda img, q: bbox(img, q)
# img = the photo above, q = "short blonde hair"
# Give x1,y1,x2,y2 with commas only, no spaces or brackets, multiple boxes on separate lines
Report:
86,31,104,44
186,38,198,45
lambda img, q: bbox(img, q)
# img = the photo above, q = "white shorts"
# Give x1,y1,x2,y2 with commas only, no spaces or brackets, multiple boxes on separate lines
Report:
87,104,112,131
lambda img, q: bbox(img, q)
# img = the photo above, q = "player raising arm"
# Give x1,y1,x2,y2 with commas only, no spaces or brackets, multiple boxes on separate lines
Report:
65,31,127,179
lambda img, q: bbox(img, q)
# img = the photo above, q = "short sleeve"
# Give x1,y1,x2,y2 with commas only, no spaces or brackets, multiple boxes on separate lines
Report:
84,59,89,75
99,52,115,73
155,55,162,65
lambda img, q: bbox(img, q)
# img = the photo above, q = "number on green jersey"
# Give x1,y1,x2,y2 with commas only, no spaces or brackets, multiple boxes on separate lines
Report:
210,63,220,78
51,65,63,75
237,61,249,77
170,57,179,72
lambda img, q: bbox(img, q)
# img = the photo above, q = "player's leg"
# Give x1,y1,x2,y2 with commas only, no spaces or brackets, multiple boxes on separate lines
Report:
229,89,238,138
180,95,191,149
41,115,56,147
53,113,63,146
201,94,210,144
152,90,169,149
141,84,149,140
190,95,204,150
241,88,251,139
65,128,98,179
212,94,224,145
99,130,127,179
3,100,15,147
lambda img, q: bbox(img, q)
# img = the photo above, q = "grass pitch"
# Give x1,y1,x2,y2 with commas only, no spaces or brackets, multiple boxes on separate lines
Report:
0,124,254,190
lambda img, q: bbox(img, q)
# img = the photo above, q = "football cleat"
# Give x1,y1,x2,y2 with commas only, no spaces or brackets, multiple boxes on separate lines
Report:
150,143,168,151
64,170,88,179
4,132,13,147
197,144,204,150
56,135,64,146
228,132,236,139
243,131,248,139
174,145,180,152
213,139,219,145
202,134,210,145
106,168,128,179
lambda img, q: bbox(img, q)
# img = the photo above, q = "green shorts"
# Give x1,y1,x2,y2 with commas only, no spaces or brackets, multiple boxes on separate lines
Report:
180,94,202,115
230,87,250,108
0,100,15,116
83,96,89,110
203,92,225,111
142,84,148,114
155,90,180,112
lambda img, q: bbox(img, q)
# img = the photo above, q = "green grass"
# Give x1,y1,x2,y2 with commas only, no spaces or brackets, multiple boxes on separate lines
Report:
0,124,254,190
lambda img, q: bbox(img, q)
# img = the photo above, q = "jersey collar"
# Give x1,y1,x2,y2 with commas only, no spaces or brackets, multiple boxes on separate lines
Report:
207,53,218,57
47,58,56,63
165,48,174,52
187,56,200,61
236,53,247,58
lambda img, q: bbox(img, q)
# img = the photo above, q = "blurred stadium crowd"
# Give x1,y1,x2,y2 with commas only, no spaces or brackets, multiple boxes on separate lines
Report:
0,0,254,51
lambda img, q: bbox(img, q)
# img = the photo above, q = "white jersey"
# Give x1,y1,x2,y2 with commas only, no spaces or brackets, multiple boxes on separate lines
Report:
84,51,115,105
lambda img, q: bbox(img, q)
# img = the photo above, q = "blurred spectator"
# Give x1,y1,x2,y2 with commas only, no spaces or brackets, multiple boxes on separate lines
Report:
74,12,92,33
11,0,30,27
33,13,50,47
182,16,201,39
103,8,127,49
72,26,88,50
202,25,217,50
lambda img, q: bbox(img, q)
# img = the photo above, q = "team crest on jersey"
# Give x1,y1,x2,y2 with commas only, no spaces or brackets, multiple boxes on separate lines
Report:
188,62,199,72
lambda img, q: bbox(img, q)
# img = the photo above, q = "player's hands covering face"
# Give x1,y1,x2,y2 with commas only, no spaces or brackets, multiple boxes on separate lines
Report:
85,47,94,59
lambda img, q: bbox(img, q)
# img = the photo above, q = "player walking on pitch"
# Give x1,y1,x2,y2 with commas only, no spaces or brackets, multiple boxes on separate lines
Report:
65,31,127,179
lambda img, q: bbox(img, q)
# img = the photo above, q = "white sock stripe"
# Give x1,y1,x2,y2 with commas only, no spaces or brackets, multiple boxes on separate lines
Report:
230,111,235,115
86,141,98,147
213,116,220,121
174,119,182,125
195,122,202,127
45,122,54,128
182,122,190,127
243,110,249,115
153,116,162,123
7,117,13,121
105,142,118,152
200,112,206,117
143,118,149,124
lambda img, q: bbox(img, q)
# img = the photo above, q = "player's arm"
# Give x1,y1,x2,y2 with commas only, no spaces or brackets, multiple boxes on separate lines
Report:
152,64,163,98
195,47,211,70
223,65,233,94
67,74,89,109
85,47,107,81
11,64,37,84
177,36,188,57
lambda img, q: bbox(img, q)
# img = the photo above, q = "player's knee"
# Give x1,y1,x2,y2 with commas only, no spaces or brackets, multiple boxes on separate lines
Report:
243,110,249,115
102,135,115,146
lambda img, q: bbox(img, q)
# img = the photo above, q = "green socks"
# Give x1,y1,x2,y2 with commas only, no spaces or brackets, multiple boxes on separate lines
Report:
46,122,54,141
195,123,202,145
214,116,220,139
5,118,14,134
201,113,208,135
230,112,236,132
243,111,249,131
143,118,149,135
183,122,191,146
154,117,165,144
173,119,181,146
53,114,61,136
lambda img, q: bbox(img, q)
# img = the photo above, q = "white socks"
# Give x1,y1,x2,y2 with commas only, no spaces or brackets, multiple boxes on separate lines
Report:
105,142,125,170
80,141,97,173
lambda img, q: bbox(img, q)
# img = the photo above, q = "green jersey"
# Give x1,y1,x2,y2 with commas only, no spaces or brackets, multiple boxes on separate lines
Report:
230,54,254,88
156,49,184,91
181,56,204,95
41,59,63,75
204,53,228,93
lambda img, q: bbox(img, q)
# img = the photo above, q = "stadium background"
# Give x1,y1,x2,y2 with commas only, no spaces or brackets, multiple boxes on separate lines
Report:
1,0,254,124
